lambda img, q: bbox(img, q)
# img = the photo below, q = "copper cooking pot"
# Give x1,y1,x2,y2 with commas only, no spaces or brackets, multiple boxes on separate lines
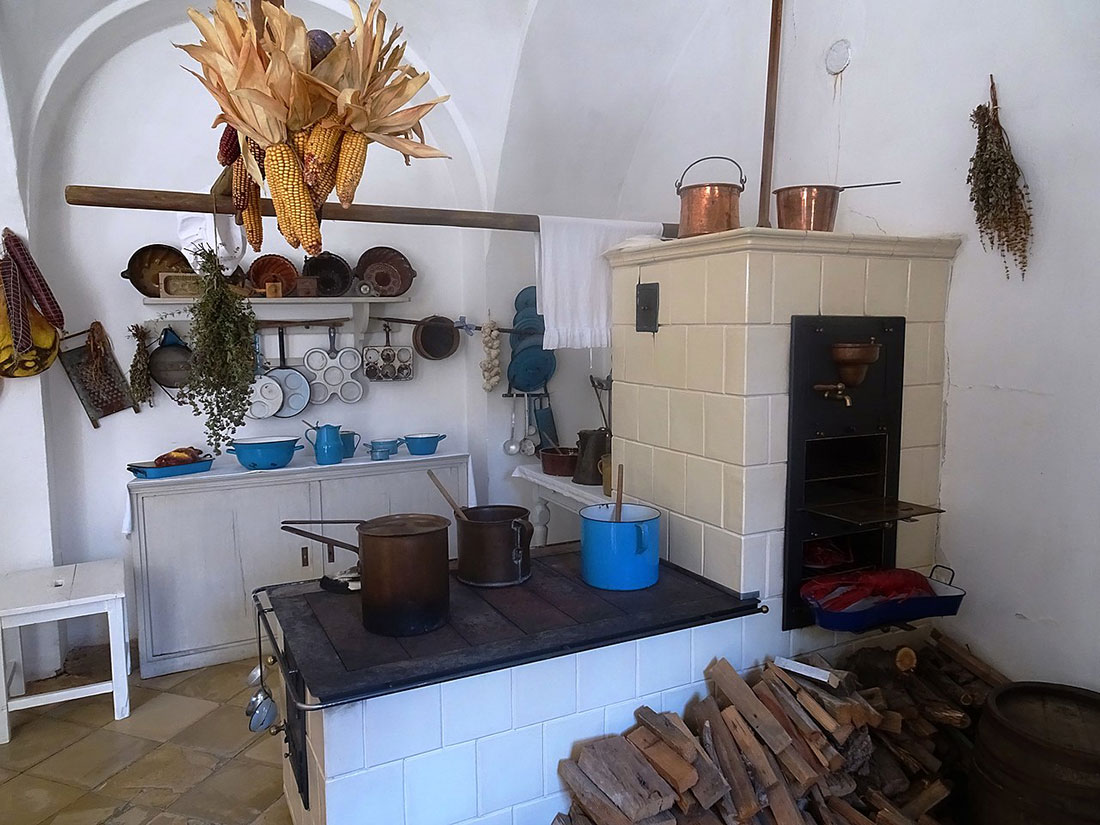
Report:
774,181,901,231
282,514,450,636
676,156,747,238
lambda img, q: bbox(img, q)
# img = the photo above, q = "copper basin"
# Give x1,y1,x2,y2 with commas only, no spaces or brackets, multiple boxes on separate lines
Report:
831,342,881,386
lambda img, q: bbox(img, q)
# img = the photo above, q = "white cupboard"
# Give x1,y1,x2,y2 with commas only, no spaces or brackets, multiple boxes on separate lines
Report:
129,453,469,677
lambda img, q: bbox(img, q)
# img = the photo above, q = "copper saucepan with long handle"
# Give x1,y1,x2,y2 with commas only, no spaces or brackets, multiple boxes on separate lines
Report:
282,514,451,636
773,180,901,231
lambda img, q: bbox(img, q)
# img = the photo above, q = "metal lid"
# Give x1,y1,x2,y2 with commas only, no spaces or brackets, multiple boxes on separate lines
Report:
358,513,450,537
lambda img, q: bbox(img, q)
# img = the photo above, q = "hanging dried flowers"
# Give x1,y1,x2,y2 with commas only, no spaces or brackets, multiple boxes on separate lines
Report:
128,323,154,406
967,75,1033,278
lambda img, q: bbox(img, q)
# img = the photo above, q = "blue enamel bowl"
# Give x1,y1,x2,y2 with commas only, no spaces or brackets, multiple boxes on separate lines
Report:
226,437,303,470
404,433,447,455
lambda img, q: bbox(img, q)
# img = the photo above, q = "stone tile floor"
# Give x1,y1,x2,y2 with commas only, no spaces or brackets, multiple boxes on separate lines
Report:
0,647,291,825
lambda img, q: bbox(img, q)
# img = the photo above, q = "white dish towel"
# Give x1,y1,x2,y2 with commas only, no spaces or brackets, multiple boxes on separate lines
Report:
536,216,663,350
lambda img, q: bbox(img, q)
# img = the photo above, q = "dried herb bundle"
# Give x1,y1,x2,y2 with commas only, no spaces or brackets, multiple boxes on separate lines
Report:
128,323,153,406
967,75,1032,278
177,246,256,453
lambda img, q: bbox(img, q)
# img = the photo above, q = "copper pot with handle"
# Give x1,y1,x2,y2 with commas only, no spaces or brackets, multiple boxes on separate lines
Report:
282,514,450,636
456,505,534,587
676,156,747,238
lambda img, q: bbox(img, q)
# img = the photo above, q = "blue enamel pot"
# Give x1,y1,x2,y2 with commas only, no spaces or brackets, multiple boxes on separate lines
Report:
226,437,304,470
404,433,446,455
579,503,661,590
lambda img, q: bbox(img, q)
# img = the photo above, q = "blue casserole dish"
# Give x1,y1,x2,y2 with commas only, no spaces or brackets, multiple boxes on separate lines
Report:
127,458,214,479
227,436,304,470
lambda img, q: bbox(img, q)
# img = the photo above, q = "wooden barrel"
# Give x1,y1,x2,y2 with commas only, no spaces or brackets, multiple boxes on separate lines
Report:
971,681,1100,824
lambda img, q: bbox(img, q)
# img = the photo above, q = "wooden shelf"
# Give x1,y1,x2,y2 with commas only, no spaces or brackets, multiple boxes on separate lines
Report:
143,295,410,306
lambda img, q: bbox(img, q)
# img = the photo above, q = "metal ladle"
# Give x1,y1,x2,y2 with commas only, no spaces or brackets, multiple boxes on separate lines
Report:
520,394,536,456
503,396,521,455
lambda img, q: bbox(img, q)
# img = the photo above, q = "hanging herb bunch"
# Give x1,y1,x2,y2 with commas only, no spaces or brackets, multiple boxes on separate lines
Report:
127,323,153,406
967,75,1033,278
177,245,255,453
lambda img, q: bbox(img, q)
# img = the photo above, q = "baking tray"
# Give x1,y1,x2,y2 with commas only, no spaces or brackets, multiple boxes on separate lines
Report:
127,458,214,479
804,565,965,633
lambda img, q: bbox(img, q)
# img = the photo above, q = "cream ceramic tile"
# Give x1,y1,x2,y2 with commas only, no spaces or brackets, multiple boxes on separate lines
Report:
903,322,931,385
171,705,263,758
772,253,821,322
901,384,944,448
650,449,686,513
684,456,723,527
705,251,748,324
744,325,790,396
865,257,909,315
0,774,84,825
668,390,705,455
636,385,670,448
172,659,255,704
612,328,628,383
624,440,654,502
768,395,789,463
928,323,946,383
765,531,785,599
899,445,942,504
745,253,775,323
821,256,867,315
611,266,639,325
168,759,282,825
105,693,219,743
897,516,938,568
704,394,768,466
98,742,219,809
612,382,639,442
723,464,786,534
702,526,742,591
654,326,688,388
738,533,769,594
907,259,950,322
27,729,157,789
640,261,671,325
723,326,747,394
611,436,626,472
0,716,93,772
685,326,725,393
624,329,656,385
665,257,707,324
668,513,704,573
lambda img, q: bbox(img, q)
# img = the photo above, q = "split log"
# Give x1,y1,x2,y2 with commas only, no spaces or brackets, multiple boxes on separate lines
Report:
570,805,596,825
671,808,723,825
818,770,857,798
864,748,910,797
637,706,702,762
915,662,974,707
719,705,781,788
903,717,937,739
709,659,794,754
761,748,805,825
899,780,950,820
752,680,826,778
929,630,1008,686
891,734,942,775
844,647,917,686
826,797,876,825
686,697,762,821
857,688,887,712
880,686,919,720
626,726,700,794
577,736,676,821
559,759,634,825
773,656,841,689
553,815,573,825
789,674,859,727
763,667,841,735
872,733,923,776
905,677,970,729
865,789,916,825
698,721,744,825
840,728,874,774
663,713,730,809
848,691,884,728
877,711,904,735
809,787,842,825
759,673,845,771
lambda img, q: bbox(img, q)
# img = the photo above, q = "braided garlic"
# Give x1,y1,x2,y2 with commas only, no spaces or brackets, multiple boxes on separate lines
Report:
481,320,501,391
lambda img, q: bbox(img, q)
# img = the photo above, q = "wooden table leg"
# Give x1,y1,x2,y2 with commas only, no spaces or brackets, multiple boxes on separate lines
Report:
532,494,551,547
106,599,130,720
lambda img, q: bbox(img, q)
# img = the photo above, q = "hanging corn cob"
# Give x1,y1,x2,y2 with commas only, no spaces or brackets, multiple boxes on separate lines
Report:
181,0,447,250
3,228,64,331
242,177,263,251
217,124,240,166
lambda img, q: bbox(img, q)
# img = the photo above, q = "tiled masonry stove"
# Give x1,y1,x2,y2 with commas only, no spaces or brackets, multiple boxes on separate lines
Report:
608,228,959,647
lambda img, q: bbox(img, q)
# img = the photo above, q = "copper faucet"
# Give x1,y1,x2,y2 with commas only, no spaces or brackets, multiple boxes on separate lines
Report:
813,382,852,407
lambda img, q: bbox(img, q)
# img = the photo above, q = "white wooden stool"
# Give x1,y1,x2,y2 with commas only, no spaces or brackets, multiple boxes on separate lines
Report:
0,558,130,743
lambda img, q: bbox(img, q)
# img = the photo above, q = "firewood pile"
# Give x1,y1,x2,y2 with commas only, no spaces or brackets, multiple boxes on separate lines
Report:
553,630,1007,825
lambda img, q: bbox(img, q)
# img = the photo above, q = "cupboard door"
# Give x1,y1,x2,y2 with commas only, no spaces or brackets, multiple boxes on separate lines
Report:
140,481,317,657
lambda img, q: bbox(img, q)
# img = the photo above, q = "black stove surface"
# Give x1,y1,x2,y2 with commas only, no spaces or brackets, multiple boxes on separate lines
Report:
266,543,760,705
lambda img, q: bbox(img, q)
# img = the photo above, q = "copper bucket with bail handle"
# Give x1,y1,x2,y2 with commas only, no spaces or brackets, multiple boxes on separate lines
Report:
675,156,747,238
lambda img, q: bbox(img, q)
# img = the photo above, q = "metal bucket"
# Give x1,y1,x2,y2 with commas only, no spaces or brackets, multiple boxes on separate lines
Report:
676,156,746,238
281,513,451,636
456,505,533,587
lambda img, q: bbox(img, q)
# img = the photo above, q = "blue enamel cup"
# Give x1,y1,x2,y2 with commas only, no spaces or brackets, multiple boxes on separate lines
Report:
579,503,661,590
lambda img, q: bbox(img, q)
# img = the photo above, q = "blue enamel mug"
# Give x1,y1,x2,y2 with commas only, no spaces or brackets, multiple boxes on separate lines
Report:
579,503,661,590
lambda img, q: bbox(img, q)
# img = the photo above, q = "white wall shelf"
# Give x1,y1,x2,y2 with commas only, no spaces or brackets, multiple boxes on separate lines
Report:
141,296,410,305
143,295,410,332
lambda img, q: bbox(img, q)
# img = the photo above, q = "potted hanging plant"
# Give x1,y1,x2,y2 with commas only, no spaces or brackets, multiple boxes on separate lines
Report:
177,245,255,453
